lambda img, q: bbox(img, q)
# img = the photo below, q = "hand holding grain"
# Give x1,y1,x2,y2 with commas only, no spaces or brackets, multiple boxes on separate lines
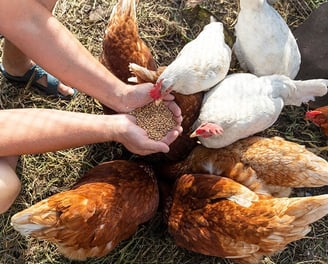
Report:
110,114,182,156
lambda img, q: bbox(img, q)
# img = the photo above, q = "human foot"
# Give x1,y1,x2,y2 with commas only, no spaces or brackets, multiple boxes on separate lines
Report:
0,63,76,99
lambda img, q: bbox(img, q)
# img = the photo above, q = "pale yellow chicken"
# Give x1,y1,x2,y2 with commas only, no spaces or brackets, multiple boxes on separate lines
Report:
155,136,328,197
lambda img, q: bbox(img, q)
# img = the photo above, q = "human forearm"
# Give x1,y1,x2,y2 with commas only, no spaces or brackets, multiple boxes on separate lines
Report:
0,108,182,156
0,0,127,111
0,108,114,156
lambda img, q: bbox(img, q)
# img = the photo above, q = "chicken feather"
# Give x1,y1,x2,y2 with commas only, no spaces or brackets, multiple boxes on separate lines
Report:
155,136,328,197
306,105,328,137
100,0,156,81
192,73,328,148
167,173,328,264
99,0,157,114
233,0,301,78
150,17,231,99
11,160,159,260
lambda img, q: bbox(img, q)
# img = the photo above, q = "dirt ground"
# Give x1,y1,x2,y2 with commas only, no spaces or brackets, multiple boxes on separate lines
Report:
0,0,328,263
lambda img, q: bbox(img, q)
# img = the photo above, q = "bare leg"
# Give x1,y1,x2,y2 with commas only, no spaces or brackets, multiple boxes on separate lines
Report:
1,0,75,97
0,156,21,214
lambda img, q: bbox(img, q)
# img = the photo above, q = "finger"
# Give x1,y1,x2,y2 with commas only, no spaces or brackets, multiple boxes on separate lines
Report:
164,101,182,118
175,125,183,135
162,93,175,101
174,115,183,124
160,128,181,146
125,114,137,123
139,126,183,155
155,142,170,153
142,141,170,155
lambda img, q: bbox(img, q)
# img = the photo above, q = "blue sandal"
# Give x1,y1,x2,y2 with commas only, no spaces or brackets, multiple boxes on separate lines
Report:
0,63,77,100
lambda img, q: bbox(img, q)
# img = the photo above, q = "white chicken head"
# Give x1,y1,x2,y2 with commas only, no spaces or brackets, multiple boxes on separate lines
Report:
190,122,224,138
149,79,173,104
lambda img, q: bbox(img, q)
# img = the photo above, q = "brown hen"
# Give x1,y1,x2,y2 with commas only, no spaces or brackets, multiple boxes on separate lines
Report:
10,160,159,260
99,0,157,114
155,136,328,197
167,173,328,264
305,105,328,136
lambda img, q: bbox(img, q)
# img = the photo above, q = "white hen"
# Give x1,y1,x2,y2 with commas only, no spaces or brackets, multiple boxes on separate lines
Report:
191,73,328,148
149,17,231,100
233,0,301,79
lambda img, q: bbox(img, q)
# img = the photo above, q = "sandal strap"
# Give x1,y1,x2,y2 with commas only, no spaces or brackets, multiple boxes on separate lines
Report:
1,63,76,100
32,65,59,95
0,63,35,83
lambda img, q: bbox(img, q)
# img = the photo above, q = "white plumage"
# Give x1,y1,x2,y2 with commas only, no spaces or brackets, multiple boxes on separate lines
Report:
192,73,328,149
233,0,301,79
156,17,232,95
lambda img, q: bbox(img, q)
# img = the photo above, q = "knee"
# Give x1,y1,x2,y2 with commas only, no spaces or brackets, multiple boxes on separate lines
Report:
0,159,21,214
0,177,21,214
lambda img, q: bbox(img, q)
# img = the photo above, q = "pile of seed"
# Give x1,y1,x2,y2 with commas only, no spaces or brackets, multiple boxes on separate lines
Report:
130,101,176,141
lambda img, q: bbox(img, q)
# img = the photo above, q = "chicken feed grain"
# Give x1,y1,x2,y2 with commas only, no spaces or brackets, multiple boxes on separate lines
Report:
130,101,176,141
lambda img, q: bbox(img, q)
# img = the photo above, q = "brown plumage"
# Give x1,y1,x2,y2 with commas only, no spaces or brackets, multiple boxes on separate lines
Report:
155,136,328,197
99,0,157,114
128,62,166,84
305,105,328,136
165,91,203,160
129,63,204,161
10,160,159,260
167,173,328,264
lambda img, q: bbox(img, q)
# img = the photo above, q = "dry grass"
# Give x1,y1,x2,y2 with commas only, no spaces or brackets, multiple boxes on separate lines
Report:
1,0,328,263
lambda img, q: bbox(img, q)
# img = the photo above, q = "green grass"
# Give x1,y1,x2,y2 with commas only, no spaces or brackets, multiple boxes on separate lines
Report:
1,0,328,263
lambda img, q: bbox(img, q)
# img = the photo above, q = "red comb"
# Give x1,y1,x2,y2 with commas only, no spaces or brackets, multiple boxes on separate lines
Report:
195,128,212,138
196,128,205,134
149,79,163,100
305,110,322,119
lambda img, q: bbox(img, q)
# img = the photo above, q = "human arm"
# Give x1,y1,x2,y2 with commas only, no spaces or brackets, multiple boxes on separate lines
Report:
0,0,158,113
0,109,181,156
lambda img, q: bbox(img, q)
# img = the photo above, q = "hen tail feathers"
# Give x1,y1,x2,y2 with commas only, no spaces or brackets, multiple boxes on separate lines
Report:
110,0,138,21
285,79,328,106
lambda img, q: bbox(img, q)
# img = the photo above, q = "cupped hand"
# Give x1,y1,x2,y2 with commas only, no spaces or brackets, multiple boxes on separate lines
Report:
162,96,183,125
118,82,183,127
111,114,182,156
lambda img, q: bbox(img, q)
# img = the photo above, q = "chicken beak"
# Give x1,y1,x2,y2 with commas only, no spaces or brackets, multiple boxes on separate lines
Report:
189,131,198,138
155,99,163,106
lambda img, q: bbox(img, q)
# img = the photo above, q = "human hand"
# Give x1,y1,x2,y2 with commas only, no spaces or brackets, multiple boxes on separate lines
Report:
116,82,154,112
110,114,182,156
116,82,182,126
116,83,177,111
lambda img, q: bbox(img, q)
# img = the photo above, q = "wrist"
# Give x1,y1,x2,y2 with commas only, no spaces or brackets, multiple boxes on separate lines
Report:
103,114,129,143
108,85,139,113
